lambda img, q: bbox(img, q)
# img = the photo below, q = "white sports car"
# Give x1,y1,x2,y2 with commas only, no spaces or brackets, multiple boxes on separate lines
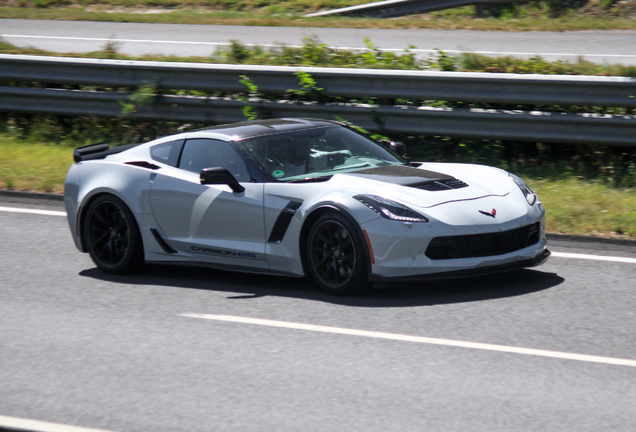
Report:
64,118,550,294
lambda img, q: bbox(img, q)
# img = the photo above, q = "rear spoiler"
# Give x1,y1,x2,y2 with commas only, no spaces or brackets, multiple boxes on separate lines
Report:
73,142,141,163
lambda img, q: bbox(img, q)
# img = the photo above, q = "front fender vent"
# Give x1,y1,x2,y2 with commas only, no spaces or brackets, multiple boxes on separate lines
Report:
268,201,302,244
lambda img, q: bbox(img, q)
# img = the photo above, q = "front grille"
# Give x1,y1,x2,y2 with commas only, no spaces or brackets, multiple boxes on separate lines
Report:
425,222,541,260
413,178,469,191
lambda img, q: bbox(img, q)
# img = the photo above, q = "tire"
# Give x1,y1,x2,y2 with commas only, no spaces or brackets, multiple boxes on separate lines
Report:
306,212,369,295
83,195,144,274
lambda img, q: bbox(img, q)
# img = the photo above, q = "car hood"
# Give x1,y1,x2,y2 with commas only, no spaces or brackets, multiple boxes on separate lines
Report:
334,163,515,209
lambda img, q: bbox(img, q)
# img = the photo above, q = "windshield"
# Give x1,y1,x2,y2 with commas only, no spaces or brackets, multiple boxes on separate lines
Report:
234,125,406,182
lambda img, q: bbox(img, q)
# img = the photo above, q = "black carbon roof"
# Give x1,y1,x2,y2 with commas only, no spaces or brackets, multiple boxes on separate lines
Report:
192,118,340,141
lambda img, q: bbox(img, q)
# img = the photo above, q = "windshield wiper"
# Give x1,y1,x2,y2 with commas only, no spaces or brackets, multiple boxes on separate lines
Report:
286,175,333,183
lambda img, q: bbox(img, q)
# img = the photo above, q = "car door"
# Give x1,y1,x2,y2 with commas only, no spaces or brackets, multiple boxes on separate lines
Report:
149,138,267,268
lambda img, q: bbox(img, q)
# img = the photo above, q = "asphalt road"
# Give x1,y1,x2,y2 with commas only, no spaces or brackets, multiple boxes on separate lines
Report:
1,192,636,432
2,18,636,64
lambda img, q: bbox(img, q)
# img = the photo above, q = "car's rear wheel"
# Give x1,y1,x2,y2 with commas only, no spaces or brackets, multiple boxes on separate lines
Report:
84,195,143,274
306,212,369,295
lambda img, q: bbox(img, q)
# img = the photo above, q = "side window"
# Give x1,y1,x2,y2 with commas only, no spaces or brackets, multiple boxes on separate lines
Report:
179,138,250,182
150,140,184,167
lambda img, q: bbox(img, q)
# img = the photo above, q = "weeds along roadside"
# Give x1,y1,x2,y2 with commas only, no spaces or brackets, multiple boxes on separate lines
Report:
3,35,636,76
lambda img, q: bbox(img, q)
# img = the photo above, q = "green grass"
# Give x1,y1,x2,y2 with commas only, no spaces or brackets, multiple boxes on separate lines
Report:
528,177,636,238
0,0,635,31
0,136,73,194
1,135,635,239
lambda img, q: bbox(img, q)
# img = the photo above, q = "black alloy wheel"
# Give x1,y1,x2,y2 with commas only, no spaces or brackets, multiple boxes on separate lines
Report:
84,195,143,274
307,212,368,295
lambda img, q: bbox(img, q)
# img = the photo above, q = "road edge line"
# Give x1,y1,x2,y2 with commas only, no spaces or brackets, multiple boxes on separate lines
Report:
0,415,117,432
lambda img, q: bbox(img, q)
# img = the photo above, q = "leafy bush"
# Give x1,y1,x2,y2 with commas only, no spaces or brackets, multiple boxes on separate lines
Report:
214,37,430,70
0,113,201,147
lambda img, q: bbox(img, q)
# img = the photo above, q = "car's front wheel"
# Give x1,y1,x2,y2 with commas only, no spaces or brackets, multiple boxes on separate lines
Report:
84,195,144,274
306,212,369,295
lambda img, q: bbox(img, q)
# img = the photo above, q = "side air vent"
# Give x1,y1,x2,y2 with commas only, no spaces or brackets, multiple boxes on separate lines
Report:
150,228,177,254
268,201,302,244
125,161,161,170
414,178,469,191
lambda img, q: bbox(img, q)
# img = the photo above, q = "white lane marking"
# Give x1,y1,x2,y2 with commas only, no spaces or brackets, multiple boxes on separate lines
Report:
180,313,636,368
4,35,636,59
0,206,66,217
552,251,636,264
0,414,117,432
2,34,231,47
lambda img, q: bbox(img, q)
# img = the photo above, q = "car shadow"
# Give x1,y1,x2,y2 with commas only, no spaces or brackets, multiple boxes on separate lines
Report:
79,264,564,308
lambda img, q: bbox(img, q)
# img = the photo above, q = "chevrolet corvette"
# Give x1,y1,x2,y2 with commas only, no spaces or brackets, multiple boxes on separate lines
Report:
64,118,550,294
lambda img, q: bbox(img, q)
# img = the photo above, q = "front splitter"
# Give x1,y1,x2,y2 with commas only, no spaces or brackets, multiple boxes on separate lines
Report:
369,249,551,284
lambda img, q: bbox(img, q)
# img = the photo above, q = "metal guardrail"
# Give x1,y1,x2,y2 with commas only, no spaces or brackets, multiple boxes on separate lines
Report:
2,55,636,108
2,86,635,146
304,0,521,17
0,54,635,145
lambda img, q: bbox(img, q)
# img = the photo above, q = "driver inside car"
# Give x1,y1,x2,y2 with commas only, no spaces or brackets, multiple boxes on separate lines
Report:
265,136,352,178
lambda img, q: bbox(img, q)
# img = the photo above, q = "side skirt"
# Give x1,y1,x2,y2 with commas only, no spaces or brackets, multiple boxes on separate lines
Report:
145,260,305,278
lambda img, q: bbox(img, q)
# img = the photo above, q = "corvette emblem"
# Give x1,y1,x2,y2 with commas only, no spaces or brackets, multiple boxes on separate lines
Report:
479,209,497,218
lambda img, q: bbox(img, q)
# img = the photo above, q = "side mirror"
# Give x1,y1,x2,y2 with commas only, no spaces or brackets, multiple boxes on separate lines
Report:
390,141,407,157
200,167,245,193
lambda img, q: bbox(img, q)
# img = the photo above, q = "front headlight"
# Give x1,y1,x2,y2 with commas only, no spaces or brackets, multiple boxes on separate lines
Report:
354,195,429,223
509,173,537,206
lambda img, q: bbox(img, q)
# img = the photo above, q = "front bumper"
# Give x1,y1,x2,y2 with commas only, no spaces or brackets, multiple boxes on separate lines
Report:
361,208,548,278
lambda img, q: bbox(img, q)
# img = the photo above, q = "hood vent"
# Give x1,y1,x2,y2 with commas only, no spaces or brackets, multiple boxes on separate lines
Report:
346,166,468,191
413,178,469,191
